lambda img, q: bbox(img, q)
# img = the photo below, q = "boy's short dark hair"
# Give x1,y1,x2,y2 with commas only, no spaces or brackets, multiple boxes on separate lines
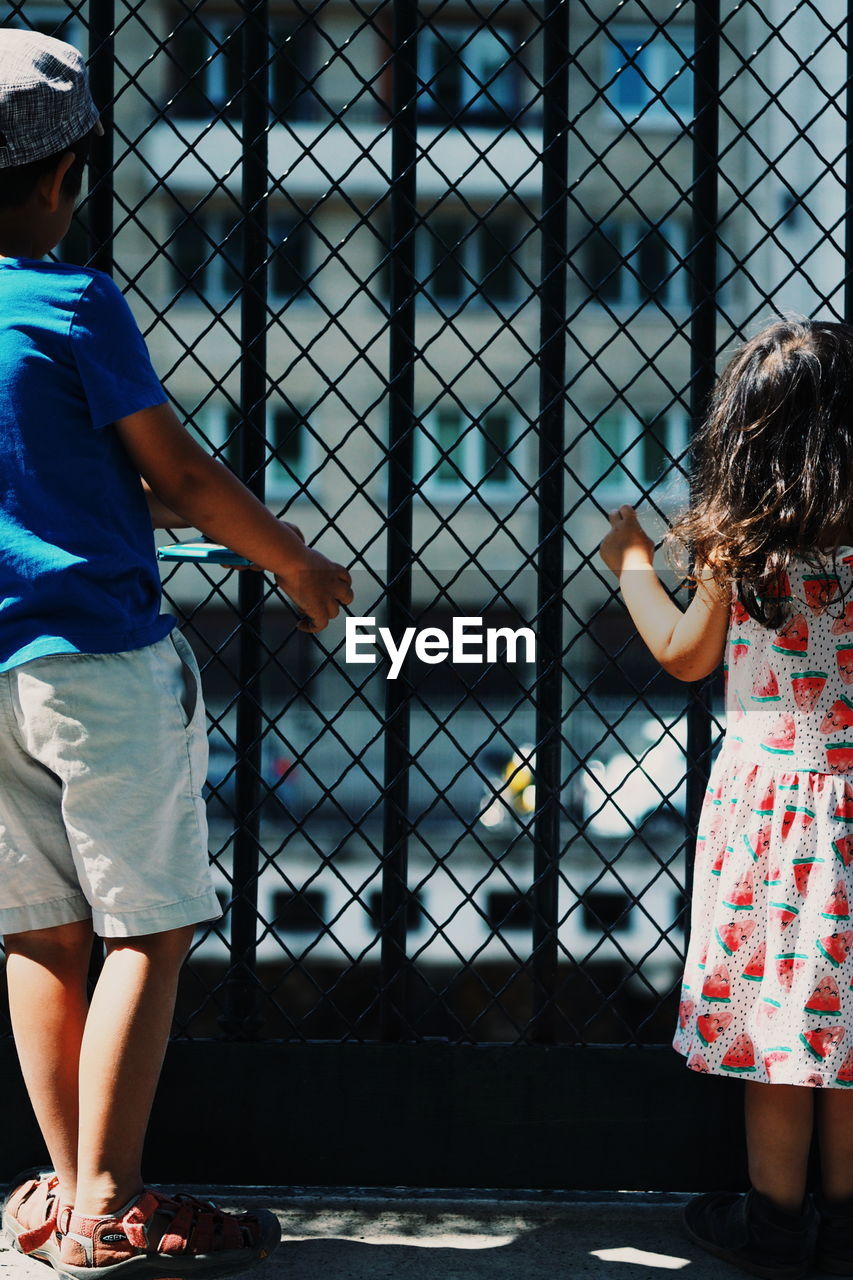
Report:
0,126,97,210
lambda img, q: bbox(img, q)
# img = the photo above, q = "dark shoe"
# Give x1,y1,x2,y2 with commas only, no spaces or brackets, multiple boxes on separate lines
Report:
815,1191,853,1275
683,1188,816,1280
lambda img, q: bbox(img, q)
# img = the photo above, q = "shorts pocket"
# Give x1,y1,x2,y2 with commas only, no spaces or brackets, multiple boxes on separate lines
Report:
169,631,202,729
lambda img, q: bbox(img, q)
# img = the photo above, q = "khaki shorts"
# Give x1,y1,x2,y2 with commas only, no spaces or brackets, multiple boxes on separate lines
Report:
0,629,221,938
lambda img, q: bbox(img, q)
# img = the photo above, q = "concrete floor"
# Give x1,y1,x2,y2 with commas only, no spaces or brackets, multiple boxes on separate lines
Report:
0,1190,838,1279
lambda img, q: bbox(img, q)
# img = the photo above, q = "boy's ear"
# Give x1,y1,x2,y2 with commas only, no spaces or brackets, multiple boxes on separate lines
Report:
39,151,77,212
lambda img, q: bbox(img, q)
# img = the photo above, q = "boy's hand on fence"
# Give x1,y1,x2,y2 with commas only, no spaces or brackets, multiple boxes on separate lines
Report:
599,505,656,578
275,546,353,632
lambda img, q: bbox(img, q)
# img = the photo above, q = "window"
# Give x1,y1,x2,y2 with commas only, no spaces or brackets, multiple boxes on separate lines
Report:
417,403,523,495
602,23,694,126
581,890,632,934
7,5,82,46
583,219,688,310
484,890,531,932
170,210,244,303
270,219,311,298
269,20,319,123
418,215,522,307
266,406,310,495
418,24,519,123
169,210,310,304
168,15,315,121
366,891,424,932
589,407,688,501
270,888,326,933
190,402,310,499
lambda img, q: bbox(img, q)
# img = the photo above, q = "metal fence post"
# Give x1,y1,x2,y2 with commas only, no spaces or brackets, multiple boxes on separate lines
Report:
87,0,114,277
531,0,569,1045
684,0,721,945
840,0,845,320
221,0,269,1040
380,0,419,1044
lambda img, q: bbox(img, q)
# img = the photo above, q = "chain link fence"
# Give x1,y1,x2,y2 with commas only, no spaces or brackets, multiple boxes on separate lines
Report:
5,0,850,1047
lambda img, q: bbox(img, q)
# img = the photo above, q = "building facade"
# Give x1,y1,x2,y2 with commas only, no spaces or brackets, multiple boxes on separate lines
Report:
6,0,846,1035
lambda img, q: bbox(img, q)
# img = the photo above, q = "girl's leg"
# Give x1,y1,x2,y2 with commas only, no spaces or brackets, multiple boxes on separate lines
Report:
817,1089,853,1200
4,919,95,1207
745,1080,814,1212
685,1081,816,1272
73,924,195,1217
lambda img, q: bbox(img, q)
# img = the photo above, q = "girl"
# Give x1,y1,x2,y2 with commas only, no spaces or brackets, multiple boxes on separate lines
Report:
599,319,853,1280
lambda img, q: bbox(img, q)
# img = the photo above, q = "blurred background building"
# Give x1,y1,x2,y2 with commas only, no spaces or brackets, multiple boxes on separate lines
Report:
5,0,848,1044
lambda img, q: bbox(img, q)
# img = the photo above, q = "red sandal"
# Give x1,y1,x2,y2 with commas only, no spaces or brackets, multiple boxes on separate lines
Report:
2,1168,63,1265
57,1188,280,1278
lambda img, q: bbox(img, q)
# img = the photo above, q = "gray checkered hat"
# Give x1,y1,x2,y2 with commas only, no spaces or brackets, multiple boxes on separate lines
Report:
0,28,103,168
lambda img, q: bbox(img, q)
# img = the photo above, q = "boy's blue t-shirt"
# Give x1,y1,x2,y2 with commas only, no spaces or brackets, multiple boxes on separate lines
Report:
0,257,174,670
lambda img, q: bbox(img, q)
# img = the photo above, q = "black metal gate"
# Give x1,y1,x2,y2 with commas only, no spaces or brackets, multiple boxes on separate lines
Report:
2,0,850,1189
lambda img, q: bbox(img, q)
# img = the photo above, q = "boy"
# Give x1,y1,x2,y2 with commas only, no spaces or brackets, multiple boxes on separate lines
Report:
0,27,353,1276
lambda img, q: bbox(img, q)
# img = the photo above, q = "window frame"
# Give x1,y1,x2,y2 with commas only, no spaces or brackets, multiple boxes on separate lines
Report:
168,207,312,306
584,217,689,311
416,213,523,309
191,401,313,501
601,21,695,129
588,405,689,502
416,402,525,498
417,21,520,124
167,11,316,123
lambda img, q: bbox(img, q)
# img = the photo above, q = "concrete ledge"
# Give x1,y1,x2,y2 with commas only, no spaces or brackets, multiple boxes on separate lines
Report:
0,1191,837,1279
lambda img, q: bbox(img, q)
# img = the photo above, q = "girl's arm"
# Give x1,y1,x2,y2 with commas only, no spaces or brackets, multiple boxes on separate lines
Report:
599,505,730,682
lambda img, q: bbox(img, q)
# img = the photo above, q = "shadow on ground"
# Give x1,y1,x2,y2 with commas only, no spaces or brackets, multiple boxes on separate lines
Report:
0,1194,837,1279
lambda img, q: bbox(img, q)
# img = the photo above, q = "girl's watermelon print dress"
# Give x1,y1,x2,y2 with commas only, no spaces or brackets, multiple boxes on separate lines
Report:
673,552,853,1088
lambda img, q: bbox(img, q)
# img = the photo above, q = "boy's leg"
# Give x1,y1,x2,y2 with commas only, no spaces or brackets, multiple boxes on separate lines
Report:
4,919,94,1206
73,924,195,1217
745,1080,814,1212
817,1089,853,1200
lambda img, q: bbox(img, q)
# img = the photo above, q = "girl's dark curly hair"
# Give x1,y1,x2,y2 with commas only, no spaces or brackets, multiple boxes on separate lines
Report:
665,318,853,628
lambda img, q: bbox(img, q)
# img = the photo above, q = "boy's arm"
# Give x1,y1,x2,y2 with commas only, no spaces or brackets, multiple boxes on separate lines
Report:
599,505,730,682
142,482,190,529
142,481,305,546
116,402,352,632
